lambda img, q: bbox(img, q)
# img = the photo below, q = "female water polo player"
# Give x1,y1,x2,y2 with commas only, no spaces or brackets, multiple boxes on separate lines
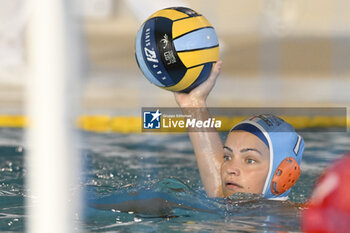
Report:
174,60,305,200
90,61,305,216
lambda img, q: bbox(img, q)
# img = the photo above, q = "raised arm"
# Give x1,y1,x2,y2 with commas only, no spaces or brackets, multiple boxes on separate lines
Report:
174,61,224,198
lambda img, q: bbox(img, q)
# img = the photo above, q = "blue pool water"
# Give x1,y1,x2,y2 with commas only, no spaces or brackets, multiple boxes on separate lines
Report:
0,127,349,232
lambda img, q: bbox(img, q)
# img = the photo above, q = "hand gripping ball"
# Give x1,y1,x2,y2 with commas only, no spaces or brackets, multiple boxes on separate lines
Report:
135,7,219,93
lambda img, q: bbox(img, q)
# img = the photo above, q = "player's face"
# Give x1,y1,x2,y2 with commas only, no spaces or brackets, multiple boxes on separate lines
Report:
221,131,270,197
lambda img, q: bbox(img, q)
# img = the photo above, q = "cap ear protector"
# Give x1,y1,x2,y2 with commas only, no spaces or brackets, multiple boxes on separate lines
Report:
271,157,301,195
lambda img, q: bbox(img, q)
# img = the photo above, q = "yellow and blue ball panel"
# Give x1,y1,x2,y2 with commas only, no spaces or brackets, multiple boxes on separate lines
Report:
135,7,219,92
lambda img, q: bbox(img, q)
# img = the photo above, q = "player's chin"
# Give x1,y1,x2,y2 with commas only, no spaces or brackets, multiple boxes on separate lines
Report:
223,188,238,198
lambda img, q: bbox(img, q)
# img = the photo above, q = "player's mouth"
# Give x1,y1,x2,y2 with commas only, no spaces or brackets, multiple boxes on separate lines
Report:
225,181,244,191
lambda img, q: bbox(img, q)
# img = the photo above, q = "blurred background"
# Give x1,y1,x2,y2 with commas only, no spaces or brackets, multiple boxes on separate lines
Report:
0,0,349,118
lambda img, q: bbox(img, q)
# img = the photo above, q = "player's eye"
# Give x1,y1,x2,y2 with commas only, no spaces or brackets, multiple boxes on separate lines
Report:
223,154,231,161
246,158,257,164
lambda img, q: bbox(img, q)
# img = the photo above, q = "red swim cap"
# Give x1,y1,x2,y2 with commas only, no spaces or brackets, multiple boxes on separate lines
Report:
302,154,350,233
